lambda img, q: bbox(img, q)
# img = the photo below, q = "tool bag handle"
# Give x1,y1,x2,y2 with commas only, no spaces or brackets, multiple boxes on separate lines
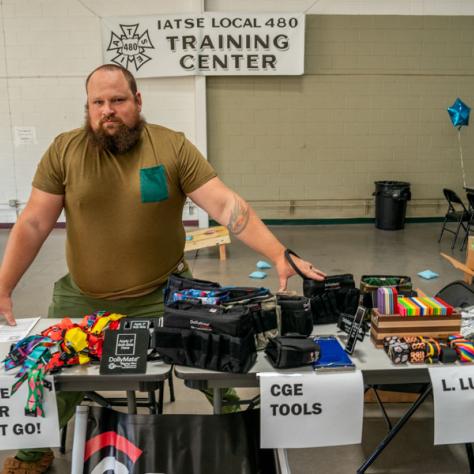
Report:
284,249,307,279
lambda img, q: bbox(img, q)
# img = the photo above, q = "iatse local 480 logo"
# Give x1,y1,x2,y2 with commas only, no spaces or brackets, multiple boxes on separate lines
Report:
107,24,154,71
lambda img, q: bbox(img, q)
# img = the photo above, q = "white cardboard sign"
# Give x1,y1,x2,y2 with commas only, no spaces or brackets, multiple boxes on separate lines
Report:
0,375,60,450
102,12,305,77
258,371,364,449
429,365,474,445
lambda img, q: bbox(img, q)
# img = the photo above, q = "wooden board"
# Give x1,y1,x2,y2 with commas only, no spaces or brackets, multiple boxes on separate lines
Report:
184,226,231,260
440,251,474,285
371,330,457,348
371,309,461,326
370,309,461,347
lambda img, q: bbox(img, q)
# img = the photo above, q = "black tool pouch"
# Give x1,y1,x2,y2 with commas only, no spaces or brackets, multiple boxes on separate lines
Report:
285,249,360,324
153,301,257,373
303,273,355,299
152,327,257,373
164,273,221,305
277,294,313,336
306,275,359,324
165,279,280,351
163,301,253,337
222,288,281,351
265,336,320,368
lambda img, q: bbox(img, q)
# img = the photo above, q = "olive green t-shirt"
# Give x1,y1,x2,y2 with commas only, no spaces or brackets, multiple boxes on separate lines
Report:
32,124,216,299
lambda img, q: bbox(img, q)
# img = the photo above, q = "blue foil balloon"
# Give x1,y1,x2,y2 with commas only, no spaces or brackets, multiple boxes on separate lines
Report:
448,98,470,129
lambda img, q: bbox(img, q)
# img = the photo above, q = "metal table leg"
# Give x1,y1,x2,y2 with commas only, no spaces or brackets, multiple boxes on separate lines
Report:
127,390,137,414
357,384,432,473
465,443,474,474
71,406,89,474
84,391,112,408
158,381,164,414
372,387,393,431
213,387,222,415
147,390,157,414
275,448,291,474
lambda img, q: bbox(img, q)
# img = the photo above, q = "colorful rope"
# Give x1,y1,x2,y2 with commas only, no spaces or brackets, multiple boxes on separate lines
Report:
2,311,125,417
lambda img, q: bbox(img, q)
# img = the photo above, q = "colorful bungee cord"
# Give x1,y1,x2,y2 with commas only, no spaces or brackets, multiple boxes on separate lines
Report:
2,311,125,416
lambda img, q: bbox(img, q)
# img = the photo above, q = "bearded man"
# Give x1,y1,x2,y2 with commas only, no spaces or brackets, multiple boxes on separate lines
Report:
0,64,324,473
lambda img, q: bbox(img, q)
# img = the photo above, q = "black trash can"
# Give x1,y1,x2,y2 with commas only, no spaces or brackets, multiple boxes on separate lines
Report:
373,181,411,230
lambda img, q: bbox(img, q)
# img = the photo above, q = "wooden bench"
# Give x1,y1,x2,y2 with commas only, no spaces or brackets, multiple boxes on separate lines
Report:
184,226,231,260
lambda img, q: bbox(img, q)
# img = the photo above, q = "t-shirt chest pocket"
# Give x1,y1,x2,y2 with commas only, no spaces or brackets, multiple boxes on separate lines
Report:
140,164,169,203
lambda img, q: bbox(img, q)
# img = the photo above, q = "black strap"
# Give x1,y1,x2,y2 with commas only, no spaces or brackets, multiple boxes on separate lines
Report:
284,249,306,279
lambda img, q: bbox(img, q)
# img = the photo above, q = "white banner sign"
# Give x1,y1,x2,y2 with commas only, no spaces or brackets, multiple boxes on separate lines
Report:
102,12,305,77
0,376,60,450
429,366,474,445
259,371,364,449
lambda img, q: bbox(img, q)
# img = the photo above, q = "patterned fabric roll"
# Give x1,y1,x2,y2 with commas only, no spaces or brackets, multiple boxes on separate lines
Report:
420,336,440,363
409,350,425,363
388,340,410,364
383,336,399,353
402,336,426,352
440,346,458,363
451,339,474,363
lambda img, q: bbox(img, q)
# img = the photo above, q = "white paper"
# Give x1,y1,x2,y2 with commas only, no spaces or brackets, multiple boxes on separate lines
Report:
259,371,364,449
0,317,40,343
429,365,474,445
0,375,60,450
14,127,37,146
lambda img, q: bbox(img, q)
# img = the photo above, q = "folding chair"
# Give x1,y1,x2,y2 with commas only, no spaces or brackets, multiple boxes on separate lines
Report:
461,192,474,251
438,188,470,249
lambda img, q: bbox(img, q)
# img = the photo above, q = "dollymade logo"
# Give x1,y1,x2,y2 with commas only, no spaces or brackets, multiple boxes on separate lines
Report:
107,24,154,71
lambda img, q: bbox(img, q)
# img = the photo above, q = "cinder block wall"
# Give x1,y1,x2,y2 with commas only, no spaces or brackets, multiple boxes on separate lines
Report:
207,16,474,219
0,0,199,223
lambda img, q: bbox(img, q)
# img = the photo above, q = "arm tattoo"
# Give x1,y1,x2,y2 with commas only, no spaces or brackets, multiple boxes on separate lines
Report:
227,195,250,235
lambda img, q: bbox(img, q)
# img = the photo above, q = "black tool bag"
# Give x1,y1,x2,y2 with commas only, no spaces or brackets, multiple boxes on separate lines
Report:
153,302,257,373
164,273,221,305
306,276,360,324
265,336,320,368
284,249,359,324
164,301,254,337
165,274,280,350
222,288,281,351
303,273,355,299
277,294,313,336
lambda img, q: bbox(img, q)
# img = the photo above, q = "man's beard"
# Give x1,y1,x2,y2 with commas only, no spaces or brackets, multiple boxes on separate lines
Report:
85,113,145,154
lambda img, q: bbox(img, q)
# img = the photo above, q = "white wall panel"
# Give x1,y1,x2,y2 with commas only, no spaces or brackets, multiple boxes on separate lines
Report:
207,0,474,15
1,0,473,223
0,76,17,221
0,0,203,223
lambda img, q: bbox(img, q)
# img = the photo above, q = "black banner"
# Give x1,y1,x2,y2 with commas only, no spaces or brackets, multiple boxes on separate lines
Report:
83,406,276,474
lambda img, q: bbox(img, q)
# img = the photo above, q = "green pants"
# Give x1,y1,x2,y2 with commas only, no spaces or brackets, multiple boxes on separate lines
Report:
17,272,174,462
47,273,170,318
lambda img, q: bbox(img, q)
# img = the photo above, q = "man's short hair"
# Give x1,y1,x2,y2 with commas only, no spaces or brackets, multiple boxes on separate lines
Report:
85,64,138,96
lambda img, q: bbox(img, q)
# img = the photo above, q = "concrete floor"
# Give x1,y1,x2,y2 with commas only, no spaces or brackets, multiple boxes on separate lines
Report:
0,223,471,473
